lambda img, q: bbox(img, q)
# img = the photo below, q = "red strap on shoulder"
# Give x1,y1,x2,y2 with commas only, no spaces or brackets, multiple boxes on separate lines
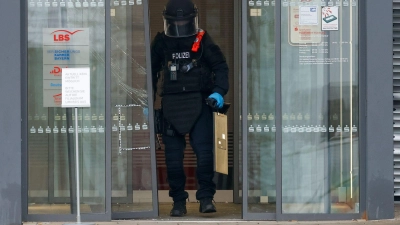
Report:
191,29,205,52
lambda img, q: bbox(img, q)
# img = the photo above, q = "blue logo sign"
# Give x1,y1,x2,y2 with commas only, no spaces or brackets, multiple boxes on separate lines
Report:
46,49,81,61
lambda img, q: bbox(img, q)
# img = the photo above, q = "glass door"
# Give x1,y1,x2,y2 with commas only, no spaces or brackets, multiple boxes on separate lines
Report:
242,0,277,220
280,0,360,217
110,0,158,219
242,0,360,220
26,0,108,220
25,0,158,221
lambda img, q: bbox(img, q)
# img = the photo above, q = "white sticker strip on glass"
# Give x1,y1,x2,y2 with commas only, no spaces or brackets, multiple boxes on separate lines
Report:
29,0,116,8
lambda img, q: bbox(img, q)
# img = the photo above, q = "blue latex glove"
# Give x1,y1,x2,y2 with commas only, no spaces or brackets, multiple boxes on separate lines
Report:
208,92,224,109
143,107,149,119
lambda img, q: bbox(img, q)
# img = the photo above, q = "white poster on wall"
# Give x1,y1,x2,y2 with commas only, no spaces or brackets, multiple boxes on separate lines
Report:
289,6,322,45
61,68,91,108
299,6,319,25
321,7,339,30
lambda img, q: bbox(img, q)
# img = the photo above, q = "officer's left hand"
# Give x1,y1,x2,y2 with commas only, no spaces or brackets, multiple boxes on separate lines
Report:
143,107,149,119
208,92,224,109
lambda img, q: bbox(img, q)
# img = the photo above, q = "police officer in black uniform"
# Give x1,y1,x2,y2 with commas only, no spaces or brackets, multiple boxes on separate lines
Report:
151,0,229,217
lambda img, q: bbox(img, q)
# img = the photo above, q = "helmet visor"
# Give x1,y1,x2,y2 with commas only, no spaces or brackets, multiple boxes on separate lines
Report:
164,17,198,37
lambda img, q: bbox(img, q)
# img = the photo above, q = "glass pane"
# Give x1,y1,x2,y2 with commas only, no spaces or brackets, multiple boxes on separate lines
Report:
27,1,106,214
280,0,359,213
110,2,153,212
246,3,276,213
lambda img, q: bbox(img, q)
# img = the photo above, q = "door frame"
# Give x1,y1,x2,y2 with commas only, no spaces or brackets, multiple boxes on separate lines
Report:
22,0,395,222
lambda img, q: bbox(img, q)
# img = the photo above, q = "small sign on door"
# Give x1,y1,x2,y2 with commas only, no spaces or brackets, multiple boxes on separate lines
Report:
322,6,339,30
62,68,91,108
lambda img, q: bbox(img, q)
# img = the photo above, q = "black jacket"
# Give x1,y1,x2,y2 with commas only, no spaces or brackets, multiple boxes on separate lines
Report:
150,30,229,97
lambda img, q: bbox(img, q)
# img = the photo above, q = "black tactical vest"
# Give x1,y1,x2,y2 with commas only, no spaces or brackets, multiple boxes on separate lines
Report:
160,34,213,135
160,36,213,95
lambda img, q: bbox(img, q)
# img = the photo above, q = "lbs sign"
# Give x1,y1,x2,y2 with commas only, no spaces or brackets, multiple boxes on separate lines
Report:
42,28,90,107
52,29,84,42
44,29,89,45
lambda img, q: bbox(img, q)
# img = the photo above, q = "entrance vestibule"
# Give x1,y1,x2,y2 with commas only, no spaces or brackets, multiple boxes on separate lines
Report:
24,0,361,221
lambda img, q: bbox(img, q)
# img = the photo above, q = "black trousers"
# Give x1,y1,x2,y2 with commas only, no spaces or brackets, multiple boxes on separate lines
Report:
162,102,216,202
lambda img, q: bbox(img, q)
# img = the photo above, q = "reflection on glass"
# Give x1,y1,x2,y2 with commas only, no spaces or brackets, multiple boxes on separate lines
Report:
281,1,359,214
27,1,106,214
246,5,276,213
110,4,153,212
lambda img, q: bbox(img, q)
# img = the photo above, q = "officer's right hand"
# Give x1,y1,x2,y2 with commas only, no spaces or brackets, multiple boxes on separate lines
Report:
208,92,224,109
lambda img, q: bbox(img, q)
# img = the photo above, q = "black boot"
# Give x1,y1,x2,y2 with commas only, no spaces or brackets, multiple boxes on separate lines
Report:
170,200,187,217
199,198,216,213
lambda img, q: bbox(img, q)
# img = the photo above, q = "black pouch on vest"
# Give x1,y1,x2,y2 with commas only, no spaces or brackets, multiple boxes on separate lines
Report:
154,109,163,134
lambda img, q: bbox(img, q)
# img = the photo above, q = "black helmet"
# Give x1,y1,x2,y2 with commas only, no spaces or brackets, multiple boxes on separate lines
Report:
163,0,199,37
